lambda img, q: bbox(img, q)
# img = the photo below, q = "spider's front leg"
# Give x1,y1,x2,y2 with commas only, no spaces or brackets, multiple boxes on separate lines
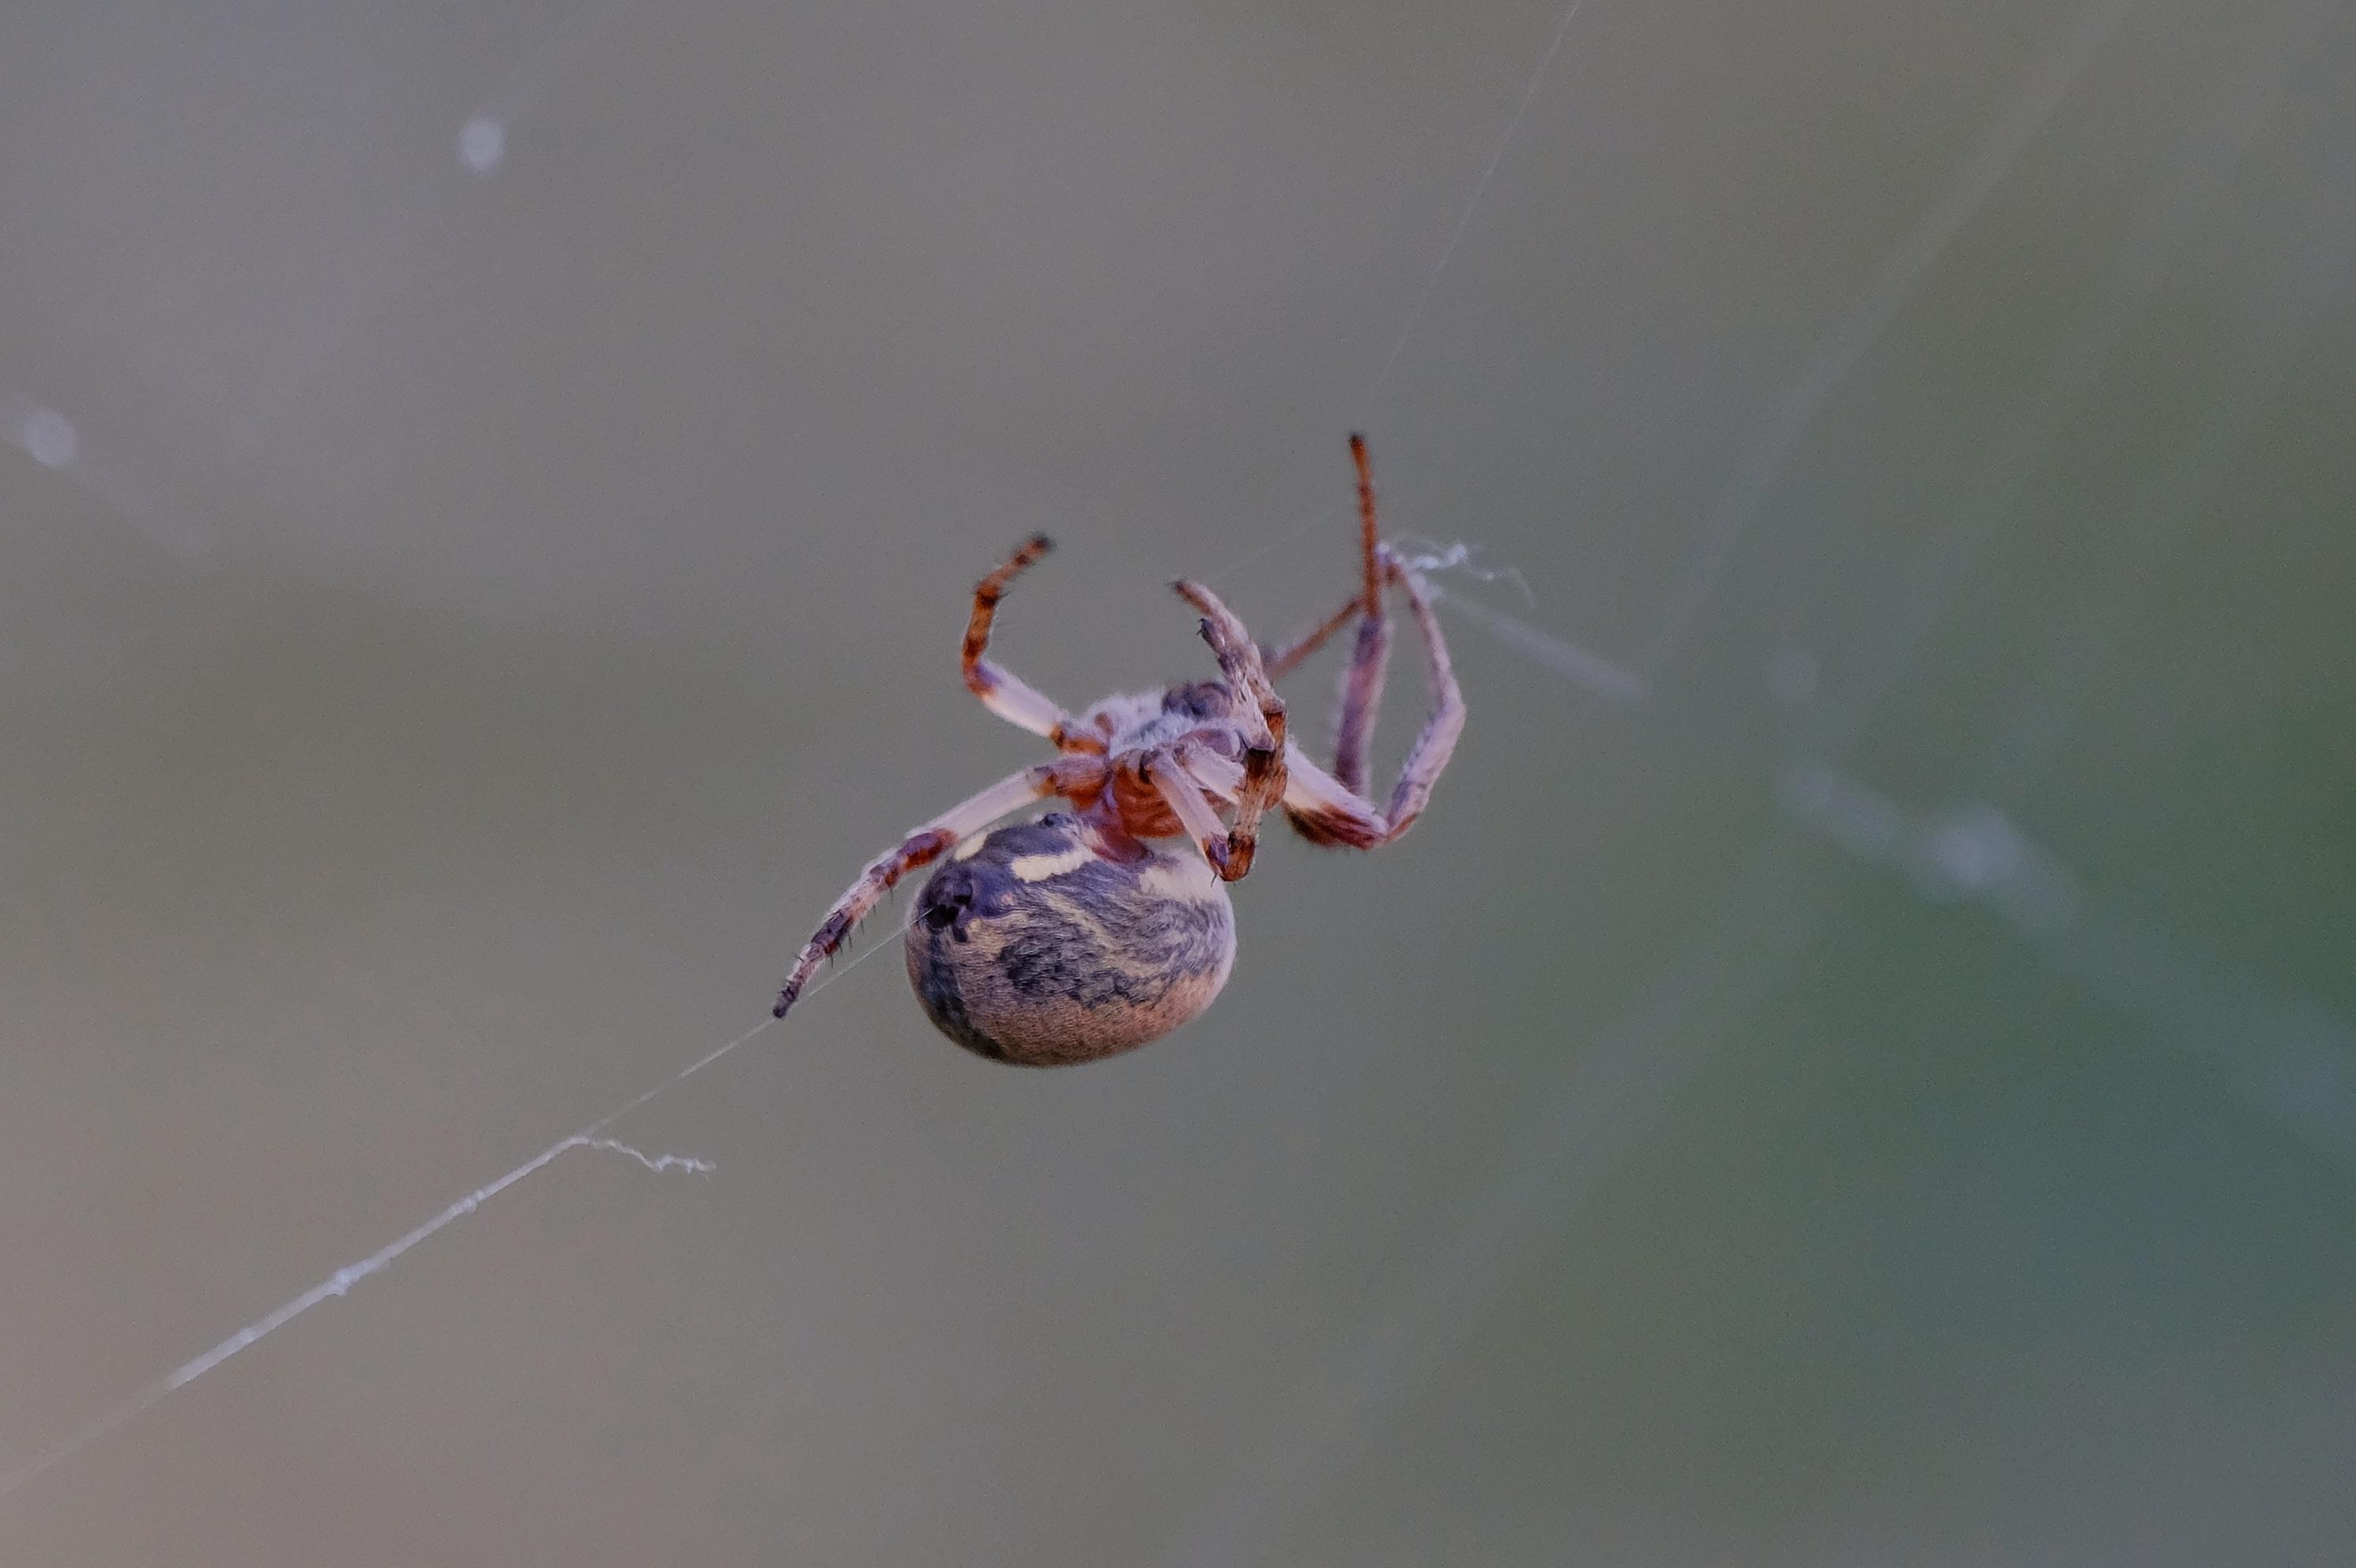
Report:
772,759,1093,1018
1170,579,1287,880
963,535,1099,752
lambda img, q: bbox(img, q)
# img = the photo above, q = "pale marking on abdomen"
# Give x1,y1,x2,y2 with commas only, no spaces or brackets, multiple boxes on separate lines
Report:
1008,846,1093,881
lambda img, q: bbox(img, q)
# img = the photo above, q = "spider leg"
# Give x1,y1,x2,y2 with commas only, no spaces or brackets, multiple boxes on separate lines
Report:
1170,579,1287,880
1144,748,1238,869
1260,436,1397,685
1328,432,1395,795
772,760,1089,1018
1277,747,1387,848
1374,545,1463,835
1170,579,1284,752
1261,593,1362,680
1280,553,1464,850
1172,737,1243,801
963,535,1099,751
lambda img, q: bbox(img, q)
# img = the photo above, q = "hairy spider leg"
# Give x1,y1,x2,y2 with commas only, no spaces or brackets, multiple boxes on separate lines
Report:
963,533,1103,752
772,759,1100,1018
1280,553,1464,850
1329,432,1396,795
1171,579,1287,881
1261,593,1362,680
1261,435,1396,685
1255,436,1398,801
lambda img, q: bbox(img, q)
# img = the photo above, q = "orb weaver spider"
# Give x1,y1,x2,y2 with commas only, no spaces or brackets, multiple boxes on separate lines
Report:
771,435,1466,1065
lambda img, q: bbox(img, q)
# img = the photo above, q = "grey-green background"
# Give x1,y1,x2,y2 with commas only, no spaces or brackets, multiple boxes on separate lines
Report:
4,2,2353,1562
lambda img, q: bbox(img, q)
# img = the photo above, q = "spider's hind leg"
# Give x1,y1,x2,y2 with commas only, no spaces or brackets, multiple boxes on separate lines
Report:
772,760,1087,1018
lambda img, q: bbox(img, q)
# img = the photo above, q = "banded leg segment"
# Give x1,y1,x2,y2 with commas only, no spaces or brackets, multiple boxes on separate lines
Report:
1329,433,1393,795
772,763,1073,1018
963,535,1096,749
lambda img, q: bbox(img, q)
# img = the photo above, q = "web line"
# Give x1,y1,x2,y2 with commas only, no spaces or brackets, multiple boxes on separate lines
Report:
1638,0,2140,675
0,906,914,1499
1201,0,1594,591
1359,0,1590,427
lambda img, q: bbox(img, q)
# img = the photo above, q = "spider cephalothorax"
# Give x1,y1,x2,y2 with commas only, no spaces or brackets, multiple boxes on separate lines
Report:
772,435,1466,1065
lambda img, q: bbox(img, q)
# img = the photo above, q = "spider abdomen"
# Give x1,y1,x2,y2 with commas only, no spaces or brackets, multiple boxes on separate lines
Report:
903,815,1235,1067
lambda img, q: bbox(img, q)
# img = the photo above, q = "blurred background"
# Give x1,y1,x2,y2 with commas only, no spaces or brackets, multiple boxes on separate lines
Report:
3,1,2353,1562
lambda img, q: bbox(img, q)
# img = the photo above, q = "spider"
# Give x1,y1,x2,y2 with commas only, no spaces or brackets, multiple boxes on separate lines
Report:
770,435,1466,1066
